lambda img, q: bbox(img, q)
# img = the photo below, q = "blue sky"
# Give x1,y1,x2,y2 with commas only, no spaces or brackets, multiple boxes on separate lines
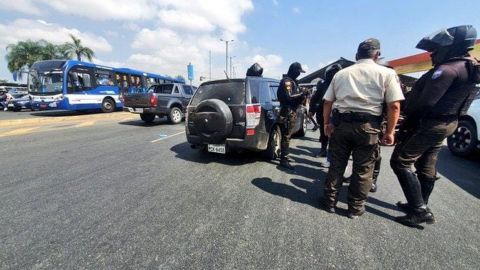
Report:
1,0,479,84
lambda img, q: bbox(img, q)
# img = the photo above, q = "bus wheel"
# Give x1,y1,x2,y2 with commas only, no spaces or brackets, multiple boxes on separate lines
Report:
102,98,115,113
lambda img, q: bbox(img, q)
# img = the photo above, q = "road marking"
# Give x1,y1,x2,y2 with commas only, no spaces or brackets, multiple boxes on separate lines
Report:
150,131,185,143
0,127,41,137
76,121,96,127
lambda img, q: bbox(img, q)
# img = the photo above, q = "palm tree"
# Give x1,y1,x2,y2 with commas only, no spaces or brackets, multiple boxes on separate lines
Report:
41,42,71,60
5,40,45,80
65,34,95,62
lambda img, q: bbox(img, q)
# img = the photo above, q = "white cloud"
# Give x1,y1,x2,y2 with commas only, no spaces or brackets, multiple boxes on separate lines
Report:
0,19,112,53
157,10,216,32
244,54,283,79
1,0,43,15
38,0,157,21
272,0,279,6
292,7,300,14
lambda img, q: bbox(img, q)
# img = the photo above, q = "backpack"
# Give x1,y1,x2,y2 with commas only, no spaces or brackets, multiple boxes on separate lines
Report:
454,57,480,115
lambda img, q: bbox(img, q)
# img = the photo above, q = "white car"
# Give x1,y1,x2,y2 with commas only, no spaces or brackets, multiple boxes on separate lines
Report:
447,94,480,157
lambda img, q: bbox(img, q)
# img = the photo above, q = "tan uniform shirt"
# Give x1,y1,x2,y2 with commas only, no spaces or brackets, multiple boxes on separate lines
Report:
323,59,404,116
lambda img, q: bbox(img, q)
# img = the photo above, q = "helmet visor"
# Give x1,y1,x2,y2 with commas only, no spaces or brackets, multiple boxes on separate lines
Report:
416,28,455,52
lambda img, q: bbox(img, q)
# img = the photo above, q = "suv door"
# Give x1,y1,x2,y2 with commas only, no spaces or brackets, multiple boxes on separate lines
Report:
188,79,246,143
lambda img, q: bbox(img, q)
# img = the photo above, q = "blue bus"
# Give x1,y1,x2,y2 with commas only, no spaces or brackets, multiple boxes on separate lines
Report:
28,60,184,112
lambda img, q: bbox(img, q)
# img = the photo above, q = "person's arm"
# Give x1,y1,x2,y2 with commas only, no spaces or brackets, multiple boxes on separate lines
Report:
323,100,334,136
382,101,401,145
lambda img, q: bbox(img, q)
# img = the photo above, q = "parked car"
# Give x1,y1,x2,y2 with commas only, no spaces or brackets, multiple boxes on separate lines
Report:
447,94,480,157
123,83,196,124
186,76,307,158
6,93,34,112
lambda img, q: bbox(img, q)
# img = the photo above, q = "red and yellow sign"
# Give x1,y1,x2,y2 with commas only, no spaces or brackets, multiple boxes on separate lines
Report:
389,39,480,75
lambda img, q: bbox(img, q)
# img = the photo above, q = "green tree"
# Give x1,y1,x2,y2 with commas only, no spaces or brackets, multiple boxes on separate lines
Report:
64,34,95,62
42,42,71,60
5,40,45,80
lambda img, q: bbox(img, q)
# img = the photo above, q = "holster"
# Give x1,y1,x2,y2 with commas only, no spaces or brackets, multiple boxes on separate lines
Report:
331,108,340,126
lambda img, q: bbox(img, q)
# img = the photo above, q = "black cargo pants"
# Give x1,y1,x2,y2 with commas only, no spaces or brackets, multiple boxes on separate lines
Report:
279,107,298,159
390,118,457,208
323,118,381,213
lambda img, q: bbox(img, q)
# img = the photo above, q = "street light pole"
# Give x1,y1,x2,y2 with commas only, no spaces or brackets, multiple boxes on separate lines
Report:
229,56,235,77
220,39,234,77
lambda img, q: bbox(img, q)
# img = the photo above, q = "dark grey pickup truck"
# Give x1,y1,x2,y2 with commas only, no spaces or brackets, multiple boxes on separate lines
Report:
122,83,197,124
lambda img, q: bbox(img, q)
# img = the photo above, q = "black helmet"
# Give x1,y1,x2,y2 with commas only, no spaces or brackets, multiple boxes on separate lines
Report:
324,63,342,81
246,63,263,77
416,25,477,64
287,62,305,79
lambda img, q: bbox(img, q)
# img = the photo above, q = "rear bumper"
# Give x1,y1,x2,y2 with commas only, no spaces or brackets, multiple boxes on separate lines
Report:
123,106,166,115
186,130,269,152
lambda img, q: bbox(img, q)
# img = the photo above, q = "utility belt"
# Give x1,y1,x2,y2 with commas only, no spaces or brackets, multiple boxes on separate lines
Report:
337,111,382,124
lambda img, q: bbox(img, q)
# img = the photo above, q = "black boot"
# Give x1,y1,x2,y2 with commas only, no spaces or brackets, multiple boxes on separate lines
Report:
280,141,294,170
370,157,381,192
398,175,437,211
419,176,437,205
395,169,426,212
395,209,436,227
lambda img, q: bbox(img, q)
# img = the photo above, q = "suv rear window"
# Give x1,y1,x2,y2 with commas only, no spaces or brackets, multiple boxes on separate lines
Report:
190,81,245,106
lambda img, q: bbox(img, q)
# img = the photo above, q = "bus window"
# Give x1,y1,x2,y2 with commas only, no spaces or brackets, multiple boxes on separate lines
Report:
95,71,114,86
68,66,93,93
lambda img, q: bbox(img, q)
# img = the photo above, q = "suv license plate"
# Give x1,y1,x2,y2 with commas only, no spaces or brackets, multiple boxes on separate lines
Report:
135,108,143,113
208,144,226,154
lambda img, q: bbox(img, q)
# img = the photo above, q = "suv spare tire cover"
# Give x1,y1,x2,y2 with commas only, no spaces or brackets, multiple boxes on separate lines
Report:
193,99,233,144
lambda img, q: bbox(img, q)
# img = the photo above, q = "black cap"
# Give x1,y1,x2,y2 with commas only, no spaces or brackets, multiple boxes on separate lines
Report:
358,38,381,51
290,62,306,73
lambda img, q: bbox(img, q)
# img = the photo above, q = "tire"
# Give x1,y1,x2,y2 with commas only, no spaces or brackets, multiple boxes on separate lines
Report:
294,112,308,137
263,125,282,160
193,99,233,144
447,119,478,157
140,113,156,123
101,98,115,113
167,107,183,124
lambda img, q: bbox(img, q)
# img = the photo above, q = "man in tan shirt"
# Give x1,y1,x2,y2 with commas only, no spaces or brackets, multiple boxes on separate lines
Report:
320,38,404,218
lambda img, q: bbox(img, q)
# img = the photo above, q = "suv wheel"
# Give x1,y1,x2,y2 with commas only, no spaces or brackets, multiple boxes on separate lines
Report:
168,107,183,124
447,119,478,157
140,113,156,123
193,99,233,144
264,125,281,160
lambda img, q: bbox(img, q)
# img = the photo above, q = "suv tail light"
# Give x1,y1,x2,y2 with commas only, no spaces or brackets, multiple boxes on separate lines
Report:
246,104,261,135
150,94,157,106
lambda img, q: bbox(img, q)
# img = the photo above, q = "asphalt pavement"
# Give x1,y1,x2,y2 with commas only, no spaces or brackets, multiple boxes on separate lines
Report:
1,114,479,270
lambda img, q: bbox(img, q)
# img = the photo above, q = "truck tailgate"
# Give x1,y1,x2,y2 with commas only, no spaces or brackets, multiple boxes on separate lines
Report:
123,93,153,107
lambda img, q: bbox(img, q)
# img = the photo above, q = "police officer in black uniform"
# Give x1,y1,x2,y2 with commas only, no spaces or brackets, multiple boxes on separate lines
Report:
391,25,479,227
309,63,342,157
277,62,306,169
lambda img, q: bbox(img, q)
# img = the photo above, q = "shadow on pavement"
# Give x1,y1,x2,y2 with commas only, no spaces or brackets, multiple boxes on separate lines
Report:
436,146,480,199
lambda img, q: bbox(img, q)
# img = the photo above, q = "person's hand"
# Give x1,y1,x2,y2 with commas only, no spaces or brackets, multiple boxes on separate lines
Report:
381,132,395,146
324,123,334,137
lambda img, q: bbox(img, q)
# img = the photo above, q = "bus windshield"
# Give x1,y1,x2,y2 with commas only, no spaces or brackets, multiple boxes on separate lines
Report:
28,70,64,95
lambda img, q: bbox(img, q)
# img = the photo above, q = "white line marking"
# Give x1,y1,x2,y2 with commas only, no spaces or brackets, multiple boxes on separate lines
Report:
150,131,186,143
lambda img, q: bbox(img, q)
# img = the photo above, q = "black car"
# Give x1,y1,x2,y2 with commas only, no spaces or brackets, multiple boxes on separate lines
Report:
186,76,307,158
6,93,34,112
